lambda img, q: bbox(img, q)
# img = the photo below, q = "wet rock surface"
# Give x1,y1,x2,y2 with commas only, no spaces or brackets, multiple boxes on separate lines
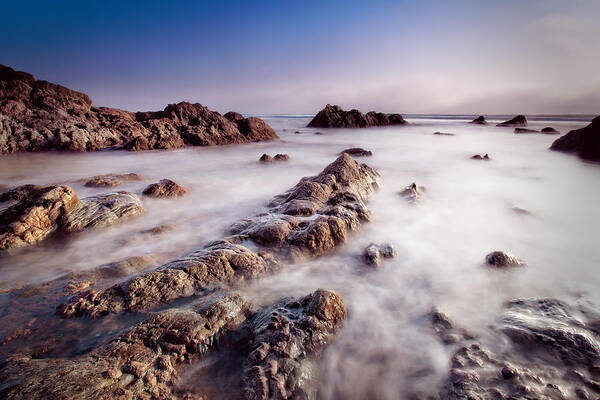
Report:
362,243,396,267
59,154,379,318
339,147,373,157
84,173,142,187
307,104,406,128
497,115,527,127
142,179,187,198
260,153,290,162
551,116,600,161
0,65,278,153
485,250,525,267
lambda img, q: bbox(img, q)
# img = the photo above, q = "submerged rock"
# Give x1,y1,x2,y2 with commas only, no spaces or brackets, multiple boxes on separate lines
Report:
470,153,490,160
497,115,527,127
0,64,278,153
362,243,396,267
514,127,539,134
485,251,524,267
259,153,290,162
307,104,406,128
550,116,600,161
59,154,378,317
84,173,142,187
433,131,455,136
259,153,273,162
340,147,373,157
142,179,187,198
541,126,559,134
398,182,424,203
470,115,487,124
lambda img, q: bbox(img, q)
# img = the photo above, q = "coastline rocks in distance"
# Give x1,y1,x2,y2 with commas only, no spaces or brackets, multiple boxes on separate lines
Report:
514,128,538,134
497,115,527,127
485,251,524,268
550,116,600,161
259,153,290,162
307,104,406,128
470,153,490,160
340,147,373,157
0,64,278,154
142,179,187,198
362,243,396,267
541,126,559,134
85,173,142,187
470,115,487,124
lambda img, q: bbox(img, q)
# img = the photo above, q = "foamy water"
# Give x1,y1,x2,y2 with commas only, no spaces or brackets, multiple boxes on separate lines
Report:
0,116,599,398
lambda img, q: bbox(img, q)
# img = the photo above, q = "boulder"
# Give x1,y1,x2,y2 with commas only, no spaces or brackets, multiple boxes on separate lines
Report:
398,182,423,203
514,128,538,134
307,104,406,128
84,173,142,187
470,115,486,124
142,179,187,198
259,153,273,162
550,116,600,161
339,147,373,157
485,251,524,267
0,65,278,153
362,242,396,267
470,153,490,160
541,126,559,134
273,153,290,161
497,115,527,127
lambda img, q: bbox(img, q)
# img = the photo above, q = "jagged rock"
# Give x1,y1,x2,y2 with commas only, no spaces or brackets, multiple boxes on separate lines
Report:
0,64,278,153
470,153,490,160
0,184,45,203
84,173,142,187
61,191,144,233
514,127,539,134
433,131,455,136
59,154,378,317
0,185,79,251
497,115,527,127
142,179,187,198
307,104,406,128
485,251,524,267
470,116,487,124
362,243,396,267
273,153,290,161
551,116,600,161
242,289,346,400
398,182,423,203
541,126,559,134
340,147,373,157
429,307,473,345
224,111,244,121
259,153,273,162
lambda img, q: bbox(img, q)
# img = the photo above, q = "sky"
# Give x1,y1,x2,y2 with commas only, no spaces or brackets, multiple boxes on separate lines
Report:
2,0,599,115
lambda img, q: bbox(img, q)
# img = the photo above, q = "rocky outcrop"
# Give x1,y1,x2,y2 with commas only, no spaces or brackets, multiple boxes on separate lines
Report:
362,243,396,267
398,182,424,203
84,173,142,187
307,104,406,128
470,153,490,160
142,179,187,198
485,251,524,268
470,115,486,124
514,127,538,134
541,126,559,134
497,115,527,127
242,289,346,399
0,185,144,251
339,147,373,157
550,116,600,161
59,154,378,317
259,153,289,162
0,65,278,153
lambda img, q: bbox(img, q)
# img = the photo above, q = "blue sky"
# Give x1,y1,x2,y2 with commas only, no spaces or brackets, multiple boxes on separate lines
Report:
2,0,599,114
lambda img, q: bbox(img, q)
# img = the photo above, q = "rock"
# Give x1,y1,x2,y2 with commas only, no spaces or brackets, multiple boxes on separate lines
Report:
224,111,244,121
140,224,174,235
59,154,378,317
61,191,144,233
339,147,373,157
142,179,187,198
273,153,290,161
433,131,455,136
485,251,524,268
362,243,396,267
0,184,44,203
259,153,273,162
398,182,423,203
242,289,346,400
314,131,324,135
84,173,142,187
0,185,79,251
470,115,487,124
497,115,527,127
307,104,406,128
541,126,559,134
550,116,600,161
0,64,278,153
501,364,517,380
514,128,539,133
470,153,490,160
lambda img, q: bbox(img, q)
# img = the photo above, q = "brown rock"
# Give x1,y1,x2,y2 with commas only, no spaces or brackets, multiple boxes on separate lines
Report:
550,116,600,161
84,173,142,187
259,153,273,162
485,251,524,267
273,153,289,161
142,179,187,198
307,104,406,128
340,147,373,156
470,153,490,160
497,115,527,127
398,182,424,203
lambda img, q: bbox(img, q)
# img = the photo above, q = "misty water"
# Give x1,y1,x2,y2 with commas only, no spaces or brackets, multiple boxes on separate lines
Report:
1,116,599,398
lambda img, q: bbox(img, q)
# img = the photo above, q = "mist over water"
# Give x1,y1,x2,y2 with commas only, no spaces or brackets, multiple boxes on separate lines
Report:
1,116,599,398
